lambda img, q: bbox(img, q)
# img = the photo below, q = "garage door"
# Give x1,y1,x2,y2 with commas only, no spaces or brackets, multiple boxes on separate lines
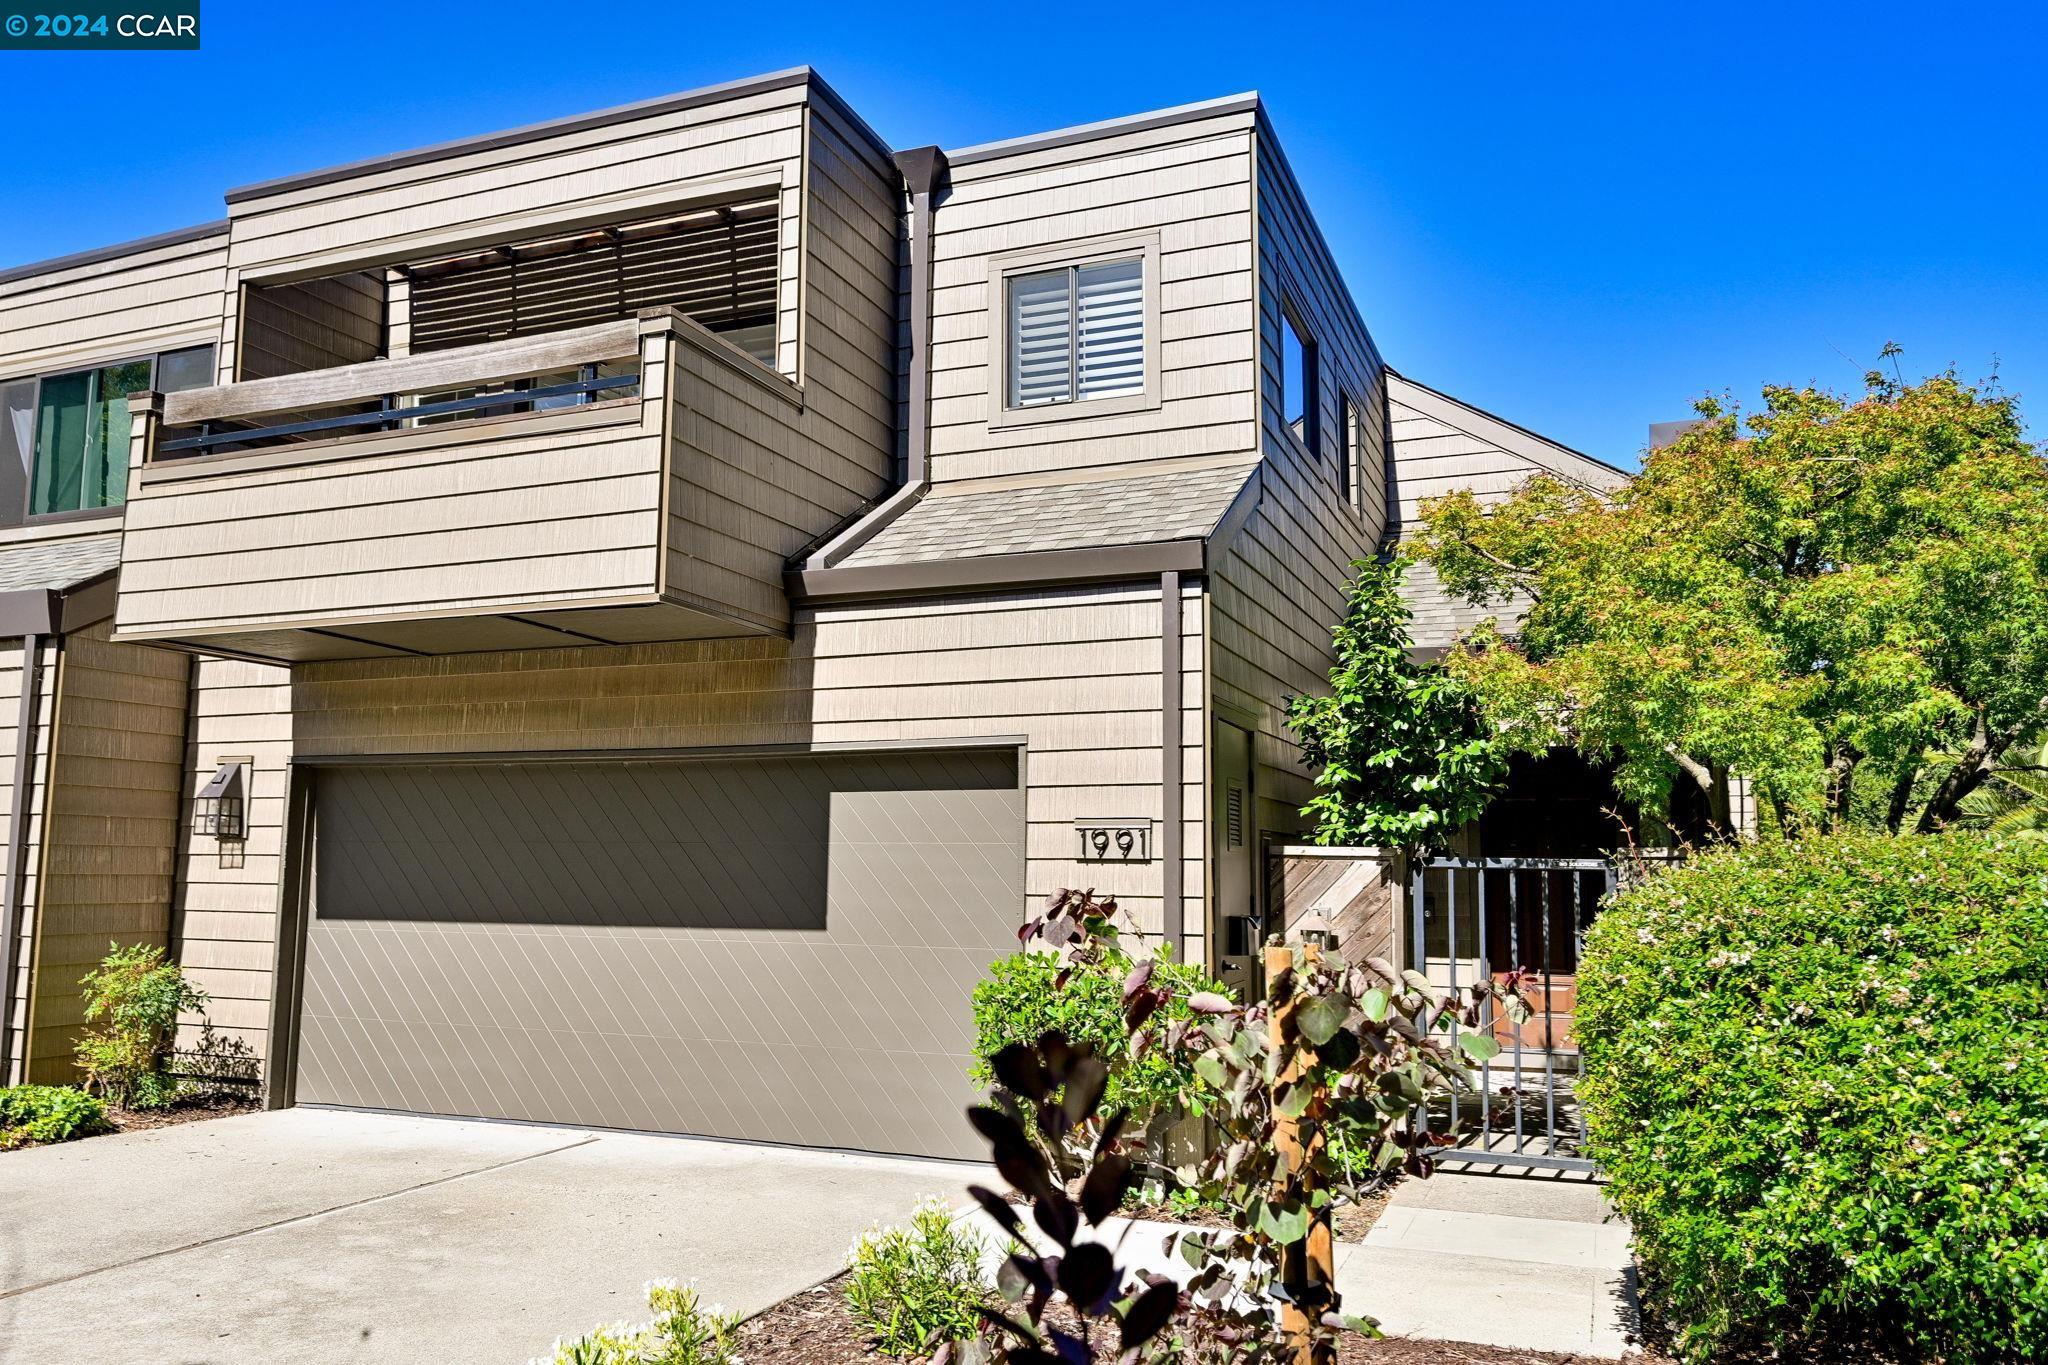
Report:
291,749,1023,1159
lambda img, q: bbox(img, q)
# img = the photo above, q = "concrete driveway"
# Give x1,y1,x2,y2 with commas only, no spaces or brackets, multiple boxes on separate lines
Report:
0,1107,985,1364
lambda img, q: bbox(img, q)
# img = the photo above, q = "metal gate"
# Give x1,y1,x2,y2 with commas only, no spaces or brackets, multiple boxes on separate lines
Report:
1408,856,1615,1173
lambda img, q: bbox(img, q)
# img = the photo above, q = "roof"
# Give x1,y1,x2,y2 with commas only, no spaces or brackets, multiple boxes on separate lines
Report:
1400,556,1530,654
945,92,1260,167
0,532,121,592
836,463,1260,569
223,67,892,205
0,531,122,634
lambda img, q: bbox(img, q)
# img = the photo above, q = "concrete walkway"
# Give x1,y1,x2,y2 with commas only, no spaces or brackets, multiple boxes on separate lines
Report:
1345,1171,1636,1356
964,1170,1636,1359
0,1107,984,1364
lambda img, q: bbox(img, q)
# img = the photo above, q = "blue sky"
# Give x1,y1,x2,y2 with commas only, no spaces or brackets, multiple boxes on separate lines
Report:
2,1,2041,466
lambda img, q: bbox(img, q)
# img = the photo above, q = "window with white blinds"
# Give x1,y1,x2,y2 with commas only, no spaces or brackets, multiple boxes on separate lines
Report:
1005,256,1146,409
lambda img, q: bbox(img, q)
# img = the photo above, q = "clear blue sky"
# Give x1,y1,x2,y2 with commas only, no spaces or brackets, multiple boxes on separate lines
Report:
2,1,2041,466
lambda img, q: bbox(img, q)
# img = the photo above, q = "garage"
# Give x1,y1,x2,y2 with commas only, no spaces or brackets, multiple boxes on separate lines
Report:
287,748,1024,1159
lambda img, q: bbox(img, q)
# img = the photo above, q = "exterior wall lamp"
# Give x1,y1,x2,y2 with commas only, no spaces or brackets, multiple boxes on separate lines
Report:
193,760,248,840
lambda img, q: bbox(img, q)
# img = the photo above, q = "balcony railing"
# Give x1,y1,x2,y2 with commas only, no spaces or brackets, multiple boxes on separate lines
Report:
131,316,650,467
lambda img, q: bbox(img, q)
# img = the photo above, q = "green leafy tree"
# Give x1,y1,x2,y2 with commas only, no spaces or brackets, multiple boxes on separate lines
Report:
1285,559,1507,851
1417,367,2048,837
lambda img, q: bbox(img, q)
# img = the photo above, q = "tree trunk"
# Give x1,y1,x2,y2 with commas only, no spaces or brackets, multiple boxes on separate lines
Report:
1884,759,1922,835
1825,743,1862,833
1918,714,2001,833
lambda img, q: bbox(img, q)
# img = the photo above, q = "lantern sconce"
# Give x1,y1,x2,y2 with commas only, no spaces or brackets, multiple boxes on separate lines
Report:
1293,909,1337,953
193,760,248,841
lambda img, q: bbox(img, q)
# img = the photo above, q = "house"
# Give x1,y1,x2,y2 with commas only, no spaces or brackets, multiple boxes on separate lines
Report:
0,68,1621,1161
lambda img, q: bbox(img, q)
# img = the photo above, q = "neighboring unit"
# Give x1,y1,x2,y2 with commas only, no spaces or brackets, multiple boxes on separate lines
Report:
0,69,1626,1158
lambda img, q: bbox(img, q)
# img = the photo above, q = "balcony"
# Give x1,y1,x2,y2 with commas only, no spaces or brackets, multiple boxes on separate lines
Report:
112,308,809,662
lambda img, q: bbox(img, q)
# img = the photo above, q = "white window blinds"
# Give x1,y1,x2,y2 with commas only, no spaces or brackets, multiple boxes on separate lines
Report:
1008,268,1073,406
1006,256,1145,409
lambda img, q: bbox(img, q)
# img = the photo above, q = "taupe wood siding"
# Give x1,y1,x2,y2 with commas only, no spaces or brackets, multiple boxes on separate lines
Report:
176,582,1202,1071
170,656,291,1062
0,229,228,381
1386,376,1626,530
237,272,385,380
115,406,669,638
19,622,190,1082
1208,123,1385,849
661,103,899,633
221,85,810,388
0,636,57,1086
926,113,1260,482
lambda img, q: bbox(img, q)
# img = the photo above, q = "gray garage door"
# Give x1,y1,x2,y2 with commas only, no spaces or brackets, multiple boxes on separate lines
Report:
292,749,1023,1159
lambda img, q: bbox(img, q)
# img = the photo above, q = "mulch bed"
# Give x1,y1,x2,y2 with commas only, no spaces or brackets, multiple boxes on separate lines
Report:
104,1090,260,1135
2,1089,259,1151
736,1275,1667,1364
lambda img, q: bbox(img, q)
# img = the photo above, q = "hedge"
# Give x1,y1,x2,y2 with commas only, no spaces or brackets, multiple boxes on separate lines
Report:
1577,833,2048,1362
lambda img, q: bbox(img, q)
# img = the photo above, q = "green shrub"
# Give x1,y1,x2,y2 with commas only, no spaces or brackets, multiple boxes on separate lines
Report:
971,939,1224,1132
843,1196,989,1356
0,1084,111,1149
74,943,207,1110
1578,833,2048,1362
531,1279,739,1365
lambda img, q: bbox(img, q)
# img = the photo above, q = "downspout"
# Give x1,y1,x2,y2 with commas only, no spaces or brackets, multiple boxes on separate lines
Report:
1160,571,1183,954
0,632,46,1085
806,145,949,569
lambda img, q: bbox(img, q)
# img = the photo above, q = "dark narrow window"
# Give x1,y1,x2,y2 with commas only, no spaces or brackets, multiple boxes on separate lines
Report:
1280,305,1319,456
1337,393,1356,500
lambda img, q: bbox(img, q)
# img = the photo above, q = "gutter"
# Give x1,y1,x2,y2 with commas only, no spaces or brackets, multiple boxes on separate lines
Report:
0,632,47,1084
797,146,949,573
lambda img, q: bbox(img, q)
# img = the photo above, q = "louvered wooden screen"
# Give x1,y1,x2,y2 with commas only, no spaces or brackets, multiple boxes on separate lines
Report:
406,199,779,361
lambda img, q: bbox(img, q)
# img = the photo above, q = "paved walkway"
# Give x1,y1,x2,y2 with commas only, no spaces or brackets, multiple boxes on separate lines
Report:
965,1170,1636,1359
1345,1171,1635,1356
0,1107,984,1364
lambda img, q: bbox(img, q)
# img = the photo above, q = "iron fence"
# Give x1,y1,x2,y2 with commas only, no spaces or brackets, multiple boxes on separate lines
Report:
1407,855,1617,1173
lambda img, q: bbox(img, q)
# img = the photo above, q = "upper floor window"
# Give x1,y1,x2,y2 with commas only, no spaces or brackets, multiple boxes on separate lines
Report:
1,343,213,525
989,234,1160,428
1337,392,1356,501
1007,258,1145,408
1280,305,1319,456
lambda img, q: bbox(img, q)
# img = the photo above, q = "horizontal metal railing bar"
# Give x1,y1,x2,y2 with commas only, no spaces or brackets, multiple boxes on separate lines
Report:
159,374,640,454
1417,856,1617,871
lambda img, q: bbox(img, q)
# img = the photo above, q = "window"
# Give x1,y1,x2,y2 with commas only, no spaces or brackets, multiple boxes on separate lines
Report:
2,343,215,525
155,344,216,393
1337,393,1355,500
1279,305,1319,456
1005,257,1146,409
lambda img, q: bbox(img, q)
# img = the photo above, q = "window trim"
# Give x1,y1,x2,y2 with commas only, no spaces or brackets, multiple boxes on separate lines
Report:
986,232,1162,431
2,336,218,527
1277,296,1320,461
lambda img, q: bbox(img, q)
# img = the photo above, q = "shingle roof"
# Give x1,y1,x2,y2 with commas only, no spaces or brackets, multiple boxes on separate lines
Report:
0,532,122,593
837,463,1258,568
1400,554,1529,652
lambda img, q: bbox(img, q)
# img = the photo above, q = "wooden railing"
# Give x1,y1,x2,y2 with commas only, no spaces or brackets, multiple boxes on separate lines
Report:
127,315,650,466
